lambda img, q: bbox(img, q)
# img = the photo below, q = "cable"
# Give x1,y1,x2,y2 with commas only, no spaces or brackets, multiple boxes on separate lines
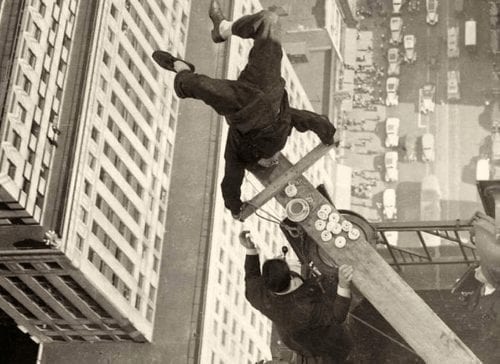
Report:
348,313,418,356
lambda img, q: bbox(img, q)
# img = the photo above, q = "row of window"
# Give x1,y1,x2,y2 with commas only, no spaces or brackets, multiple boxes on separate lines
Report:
124,6,160,51
107,116,147,173
99,167,141,224
91,220,135,275
103,141,144,198
95,193,138,250
121,21,159,79
87,247,131,301
114,67,153,125
117,43,156,104
110,92,150,150
125,0,164,38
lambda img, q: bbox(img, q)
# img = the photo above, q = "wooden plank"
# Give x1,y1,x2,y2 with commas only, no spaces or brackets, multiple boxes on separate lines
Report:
240,143,334,221
248,153,480,364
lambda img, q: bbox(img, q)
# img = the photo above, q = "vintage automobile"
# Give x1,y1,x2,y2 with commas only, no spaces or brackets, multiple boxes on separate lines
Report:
387,48,401,76
447,26,459,58
420,83,436,114
404,34,417,63
476,158,490,181
385,151,399,182
426,0,439,25
421,133,435,162
386,77,400,106
385,117,400,147
390,17,404,44
393,0,403,13
383,188,398,220
447,70,461,101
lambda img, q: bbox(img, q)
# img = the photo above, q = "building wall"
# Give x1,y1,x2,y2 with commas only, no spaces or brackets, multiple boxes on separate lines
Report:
0,0,78,225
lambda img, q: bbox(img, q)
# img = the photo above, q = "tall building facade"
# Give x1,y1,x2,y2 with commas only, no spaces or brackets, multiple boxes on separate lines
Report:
0,0,190,344
197,1,353,363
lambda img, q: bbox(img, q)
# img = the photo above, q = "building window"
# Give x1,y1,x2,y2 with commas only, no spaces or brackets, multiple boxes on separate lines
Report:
38,1,46,16
99,75,108,92
76,234,84,251
84,179,92,196
107,27,115,42
18,103,27,123
248,339,254,355
33,23,41,41
110,3,118,18
103,51,110,66
41,67,49,83
12,130,21,150
80,206,88,223
27,49,36,67
7,160,16,179
22,76,32,93
223,308,228,324
152,256,159,272
135,294,142,310
97,102,103,117
88,153,96,170
90,126,99,142
250,312,256,327
221,330,227,346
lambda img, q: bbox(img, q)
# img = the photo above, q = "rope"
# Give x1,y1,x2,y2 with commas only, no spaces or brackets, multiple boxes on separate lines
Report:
348,313,418,356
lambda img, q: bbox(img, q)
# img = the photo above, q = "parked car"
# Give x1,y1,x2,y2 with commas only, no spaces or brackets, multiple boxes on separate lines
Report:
403,35,417,63
426,0,439,25
393,0,403,13
385,151,399,182
386,77,400,106
405,134,417,162
447,70,461,101
383,231,399,245
421,133,435,162
390,17,403,44
447,26,459,58
383,189,397,220
420,84,436,114
387,48,401,76
385,117,400,147
476,158,490,180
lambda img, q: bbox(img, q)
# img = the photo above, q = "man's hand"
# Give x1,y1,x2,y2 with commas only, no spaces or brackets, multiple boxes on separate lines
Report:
318,121,337,146
231,202,254,221
338,265,354,289
239,231,256,250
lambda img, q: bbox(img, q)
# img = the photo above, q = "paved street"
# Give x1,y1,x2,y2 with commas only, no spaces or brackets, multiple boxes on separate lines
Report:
342,0,499,226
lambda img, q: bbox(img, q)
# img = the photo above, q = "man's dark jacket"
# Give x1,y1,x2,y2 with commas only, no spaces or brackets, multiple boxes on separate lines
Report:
221,83,335,215
244,254,352,361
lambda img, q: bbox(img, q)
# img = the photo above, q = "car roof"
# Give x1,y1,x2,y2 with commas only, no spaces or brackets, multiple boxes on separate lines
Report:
387,117,400,125
384,188,396,199
422,133,434,143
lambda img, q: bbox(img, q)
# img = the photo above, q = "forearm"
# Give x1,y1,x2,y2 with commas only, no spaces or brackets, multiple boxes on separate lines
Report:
289,108,335,144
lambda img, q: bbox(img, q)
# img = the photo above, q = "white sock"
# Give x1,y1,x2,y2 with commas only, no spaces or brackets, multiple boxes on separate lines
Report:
219,20,233,39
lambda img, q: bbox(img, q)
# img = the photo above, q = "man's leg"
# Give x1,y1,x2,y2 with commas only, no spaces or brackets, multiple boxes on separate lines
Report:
174,71,254,116
209,1,283,93
152,51,255,116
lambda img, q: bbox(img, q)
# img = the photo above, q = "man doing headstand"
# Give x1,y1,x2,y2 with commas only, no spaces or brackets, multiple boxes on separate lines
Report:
152,1,336,220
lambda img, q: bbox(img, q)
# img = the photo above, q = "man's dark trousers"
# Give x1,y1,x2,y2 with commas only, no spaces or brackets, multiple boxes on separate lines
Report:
174,10,285,134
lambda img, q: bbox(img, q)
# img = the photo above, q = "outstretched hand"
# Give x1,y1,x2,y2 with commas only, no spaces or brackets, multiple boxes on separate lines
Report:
338,265,354,289
239,230,256,250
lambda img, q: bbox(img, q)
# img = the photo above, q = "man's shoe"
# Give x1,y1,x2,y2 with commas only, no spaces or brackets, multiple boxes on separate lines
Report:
209,0,227,43
152,50,195,73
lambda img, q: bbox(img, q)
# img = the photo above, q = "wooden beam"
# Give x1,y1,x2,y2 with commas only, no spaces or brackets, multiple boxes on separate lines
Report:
248,152,480,364
239,143,334,221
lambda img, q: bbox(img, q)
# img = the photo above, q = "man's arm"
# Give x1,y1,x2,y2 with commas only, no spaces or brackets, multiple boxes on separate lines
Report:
221,152,245,218
289,107,336,145
240,232,267,311
311,265,353,326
